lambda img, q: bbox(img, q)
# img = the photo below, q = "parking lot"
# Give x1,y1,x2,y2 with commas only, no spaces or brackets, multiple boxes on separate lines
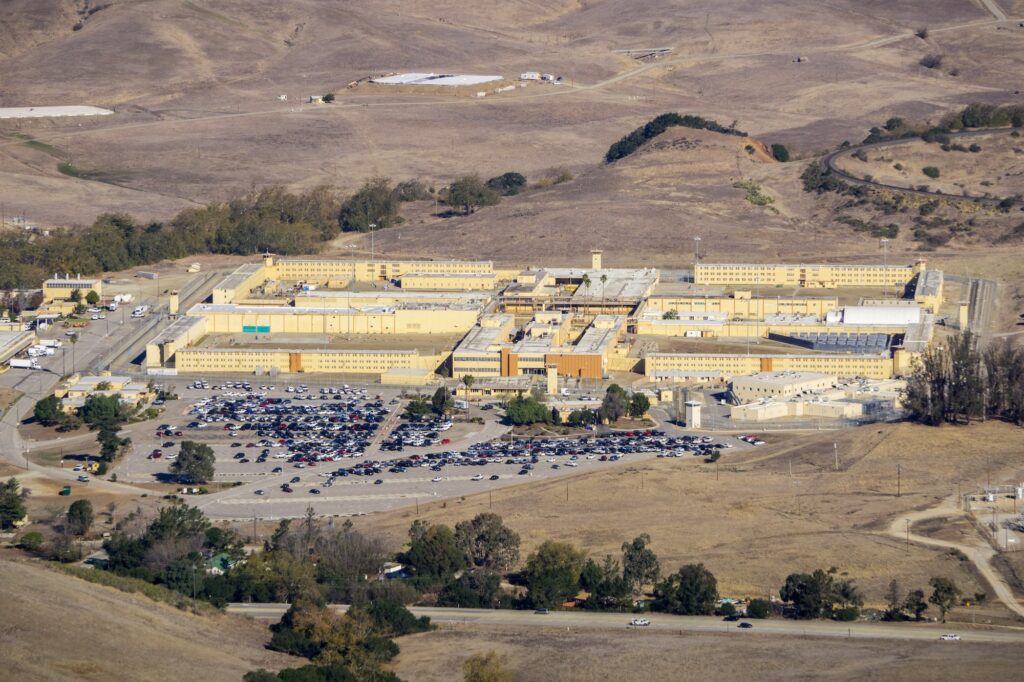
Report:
117,379,758,520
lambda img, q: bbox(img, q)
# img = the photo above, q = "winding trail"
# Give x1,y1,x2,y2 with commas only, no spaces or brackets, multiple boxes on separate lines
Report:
884,494,1024,619
821,127,1024,208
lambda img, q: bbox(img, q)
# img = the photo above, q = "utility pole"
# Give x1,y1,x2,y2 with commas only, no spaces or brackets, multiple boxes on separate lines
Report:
905,519,910,553
897,463,901,498
833,442,839,471
566,481,569,502
253,514,257,543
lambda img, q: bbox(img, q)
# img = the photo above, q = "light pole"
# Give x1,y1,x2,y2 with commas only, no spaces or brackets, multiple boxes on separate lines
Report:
880,238,890,298
369,223,377,270
693,236,702,267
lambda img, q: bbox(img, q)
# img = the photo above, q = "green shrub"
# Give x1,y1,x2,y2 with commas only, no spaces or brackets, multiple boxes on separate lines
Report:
19,531,44,551
770,143,790,162
746,598,771,618
922,166,941,179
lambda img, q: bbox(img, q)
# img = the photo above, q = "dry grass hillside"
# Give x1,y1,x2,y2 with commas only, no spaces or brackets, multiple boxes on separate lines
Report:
1,0,1021,228
391,625,1024,682
834,130,1024,199
357,421,1024,621
0,559,289,681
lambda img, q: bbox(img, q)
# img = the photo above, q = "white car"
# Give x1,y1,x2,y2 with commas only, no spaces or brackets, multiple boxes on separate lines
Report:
630,618,651,627
939,633,961,641
471,474,484,481
431,476,443,483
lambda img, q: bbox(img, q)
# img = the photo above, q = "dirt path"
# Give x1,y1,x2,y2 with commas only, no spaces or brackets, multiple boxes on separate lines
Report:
884,495,1024,619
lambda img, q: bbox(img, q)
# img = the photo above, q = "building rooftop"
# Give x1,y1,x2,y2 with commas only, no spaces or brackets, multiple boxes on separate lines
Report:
213,264,266,294
179,347,419,356
914,270,944,298
151,316,205,345
732,371,835,387
189,301,479,315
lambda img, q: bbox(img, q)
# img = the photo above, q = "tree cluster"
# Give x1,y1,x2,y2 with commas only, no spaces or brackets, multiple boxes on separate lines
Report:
0,186,343,289
903,332,1024,426
605,113,747,163
779,568,864,620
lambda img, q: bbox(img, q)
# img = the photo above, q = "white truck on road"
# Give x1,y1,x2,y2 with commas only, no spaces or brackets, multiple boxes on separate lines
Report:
131,305,150,318
9,358,41,370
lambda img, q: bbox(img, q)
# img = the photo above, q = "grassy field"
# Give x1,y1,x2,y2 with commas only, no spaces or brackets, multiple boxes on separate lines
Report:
0,558,290,681
390,624,1024,681
833,131,1024,199
1,0,1020,247
357,421,1024,623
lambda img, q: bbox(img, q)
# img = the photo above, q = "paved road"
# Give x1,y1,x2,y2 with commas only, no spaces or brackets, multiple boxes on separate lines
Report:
226,603,1024,643
886,495,1024,620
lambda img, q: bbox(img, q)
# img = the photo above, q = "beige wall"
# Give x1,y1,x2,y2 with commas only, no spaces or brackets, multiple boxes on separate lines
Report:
694,262,921,288
647,352,897,380
646,295,838,320
176,348,442,374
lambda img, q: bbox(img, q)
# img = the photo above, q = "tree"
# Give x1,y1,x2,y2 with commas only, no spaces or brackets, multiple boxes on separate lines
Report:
922,166,941,179
67,499,94,536
69,288,83,303
904,589,929,621
883,579,903,621
504,395,550,425
621,534,659,593
85,290,100,305
454,512,520,571
392,179,430,202
461,375,475,404
628,392,650,419
770,143,790,162
431,386,451,416
579,555,632,610
780,569,835,619
599,385,627,424
446,175,500,215
0,478,27,529
403,523,467,581
567,409,597,427
97,424,124,462
652,563,719,615
171,440,216,483
662,309,679,320
339,177,398,233
404,398,432,420
747,598,771,619
439,571,504,608
903,332,985,425
33,395,62,427
322,93,335,103
928,576,961,622
463,651,513,682
522,540,586,607
485,172,527,196
81,393,126,428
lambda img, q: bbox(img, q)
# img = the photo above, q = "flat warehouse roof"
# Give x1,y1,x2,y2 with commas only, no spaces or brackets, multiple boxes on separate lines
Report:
0,105,114,119
371,73,502,86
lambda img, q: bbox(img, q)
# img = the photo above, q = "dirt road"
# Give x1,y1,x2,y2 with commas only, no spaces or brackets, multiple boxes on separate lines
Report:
885,495,1024,619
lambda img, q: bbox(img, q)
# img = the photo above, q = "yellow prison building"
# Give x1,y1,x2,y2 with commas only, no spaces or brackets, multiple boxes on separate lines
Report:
694,261,925,289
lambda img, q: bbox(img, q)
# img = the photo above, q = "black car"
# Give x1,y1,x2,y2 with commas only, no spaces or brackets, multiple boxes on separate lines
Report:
738,622,753,629
290,476,301,483
374,479,383,485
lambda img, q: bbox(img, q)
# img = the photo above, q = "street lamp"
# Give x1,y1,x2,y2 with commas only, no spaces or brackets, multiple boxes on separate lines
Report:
879,238,890,298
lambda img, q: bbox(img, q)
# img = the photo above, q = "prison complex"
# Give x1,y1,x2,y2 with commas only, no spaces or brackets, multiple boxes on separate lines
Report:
145,254,945,386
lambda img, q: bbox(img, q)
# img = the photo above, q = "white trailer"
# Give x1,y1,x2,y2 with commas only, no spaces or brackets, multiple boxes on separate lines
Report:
9,359,41,370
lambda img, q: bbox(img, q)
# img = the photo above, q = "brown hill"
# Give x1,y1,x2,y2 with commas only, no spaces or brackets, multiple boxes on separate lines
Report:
0,0,1020,229
0,559,288,681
